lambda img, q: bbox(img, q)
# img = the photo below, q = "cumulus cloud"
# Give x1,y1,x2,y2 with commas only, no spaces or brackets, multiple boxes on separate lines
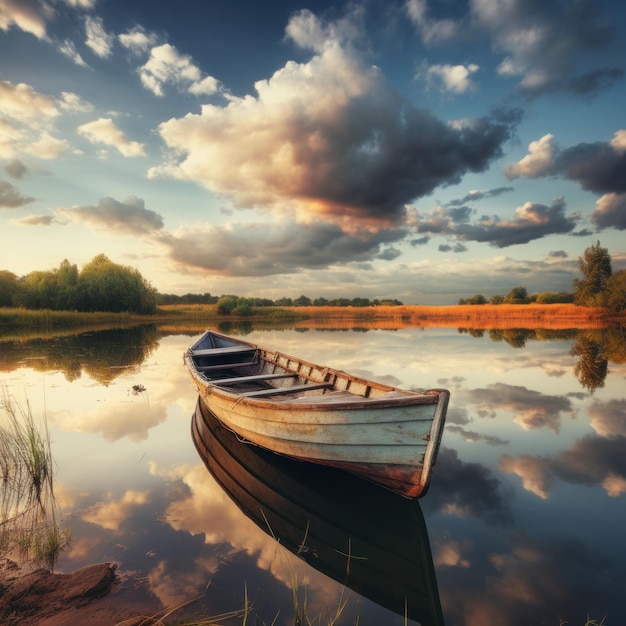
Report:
468,382,574,432
119,26,158,53
0,0,54,39
471,0,620,96
408,0,620,97
0,180,35,208
149,10,516,233
412,196,577,248
138,43,219,97
591,193,626,230
77,118,146,157
59,196,164,235
588,399,626,438
156,219,406,277
58,91,94,113
507,130,626,195
84,16,114,58
0,81,73,159
501,435,626,498
427,63,479,94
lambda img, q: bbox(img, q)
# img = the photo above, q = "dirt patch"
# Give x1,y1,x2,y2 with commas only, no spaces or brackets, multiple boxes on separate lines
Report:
0,559,162,626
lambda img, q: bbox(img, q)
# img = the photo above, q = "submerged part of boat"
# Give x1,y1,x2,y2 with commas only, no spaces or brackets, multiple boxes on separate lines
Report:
184,330,449,498
192,398,445,625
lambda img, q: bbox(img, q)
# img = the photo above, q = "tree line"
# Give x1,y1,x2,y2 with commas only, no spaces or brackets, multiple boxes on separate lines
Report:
0,254,158,314
458,242,625,314
1,243,624,315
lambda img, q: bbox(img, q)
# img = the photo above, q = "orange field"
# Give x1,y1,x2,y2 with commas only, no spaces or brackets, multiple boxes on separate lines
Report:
290,303,619,330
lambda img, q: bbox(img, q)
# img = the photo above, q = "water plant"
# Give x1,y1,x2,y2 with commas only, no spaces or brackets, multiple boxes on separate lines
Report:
0,387,70,569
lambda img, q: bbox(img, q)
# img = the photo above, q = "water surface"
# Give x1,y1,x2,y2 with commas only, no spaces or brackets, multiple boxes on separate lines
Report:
1,323,625,625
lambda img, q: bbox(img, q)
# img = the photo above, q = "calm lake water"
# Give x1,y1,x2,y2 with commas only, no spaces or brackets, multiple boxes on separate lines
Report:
1,323,625,625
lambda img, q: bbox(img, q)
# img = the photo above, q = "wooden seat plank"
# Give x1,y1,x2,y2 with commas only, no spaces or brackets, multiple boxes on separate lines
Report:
241,382,333,398
192,346,256,357
213,373,297,385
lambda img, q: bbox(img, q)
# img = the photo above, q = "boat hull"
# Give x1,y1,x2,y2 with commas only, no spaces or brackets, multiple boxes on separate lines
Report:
191,398,445,625
184,331,449,498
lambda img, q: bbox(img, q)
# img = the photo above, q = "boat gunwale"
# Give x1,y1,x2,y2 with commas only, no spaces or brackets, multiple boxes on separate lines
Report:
185,330,446,411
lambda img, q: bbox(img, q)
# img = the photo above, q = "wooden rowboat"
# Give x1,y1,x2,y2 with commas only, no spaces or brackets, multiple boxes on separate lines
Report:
184,330,449,498
192,398,445,625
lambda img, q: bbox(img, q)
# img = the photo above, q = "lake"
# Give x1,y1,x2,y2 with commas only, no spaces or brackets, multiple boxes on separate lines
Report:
1,322,625,625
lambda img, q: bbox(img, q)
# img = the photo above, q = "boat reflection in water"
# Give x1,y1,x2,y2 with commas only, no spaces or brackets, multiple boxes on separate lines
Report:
192,398,444,626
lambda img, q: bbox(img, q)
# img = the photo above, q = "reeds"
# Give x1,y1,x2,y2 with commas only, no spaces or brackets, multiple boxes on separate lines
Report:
0,387,70,569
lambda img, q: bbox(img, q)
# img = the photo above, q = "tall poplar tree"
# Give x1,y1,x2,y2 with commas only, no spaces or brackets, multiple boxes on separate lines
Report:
573,241,612,306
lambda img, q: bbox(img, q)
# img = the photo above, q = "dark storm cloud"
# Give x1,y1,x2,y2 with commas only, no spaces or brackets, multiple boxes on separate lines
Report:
59,196,164,235
0,180,35,208
468,382,574,432
414,197,578,248
157,220,407,277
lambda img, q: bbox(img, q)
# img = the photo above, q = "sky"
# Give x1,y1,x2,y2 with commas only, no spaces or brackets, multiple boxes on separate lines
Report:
1,0,625,304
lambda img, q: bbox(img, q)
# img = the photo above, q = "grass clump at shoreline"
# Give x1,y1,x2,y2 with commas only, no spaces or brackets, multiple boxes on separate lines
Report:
0,388,70,570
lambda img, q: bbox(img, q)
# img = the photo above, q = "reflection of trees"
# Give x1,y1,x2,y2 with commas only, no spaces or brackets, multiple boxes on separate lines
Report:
570,327,626,393
0,325,159,384
488,329,533,348
571,337,608,393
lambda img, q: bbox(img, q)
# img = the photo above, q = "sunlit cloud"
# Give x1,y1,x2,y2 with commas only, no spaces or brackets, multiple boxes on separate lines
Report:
138,43,220,97
12,214,55,226
0,81,74,158
59,195,164,236
77,117,146,157
149,10,516,232
81,489,151,530
588,399,626,438
427,63,480,94
507,130,626,195
501,435,626,498
119,26,158,54
0,0,54,39
411,196,578,248
468,382,574,432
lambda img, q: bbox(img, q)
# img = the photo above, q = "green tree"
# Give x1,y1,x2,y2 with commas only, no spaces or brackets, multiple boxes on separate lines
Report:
216,295,238,314
76,254,157,313
0,270,19,307
466,294,487,305
504,286,529,304
604,270,626,313
293,295,312,306
574,241,612,306
489,294,504,304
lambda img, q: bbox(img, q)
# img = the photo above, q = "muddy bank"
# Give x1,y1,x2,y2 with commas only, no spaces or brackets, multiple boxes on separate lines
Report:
0,559,162,626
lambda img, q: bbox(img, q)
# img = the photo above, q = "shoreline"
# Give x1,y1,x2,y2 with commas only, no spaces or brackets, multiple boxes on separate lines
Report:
1,303,623,335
